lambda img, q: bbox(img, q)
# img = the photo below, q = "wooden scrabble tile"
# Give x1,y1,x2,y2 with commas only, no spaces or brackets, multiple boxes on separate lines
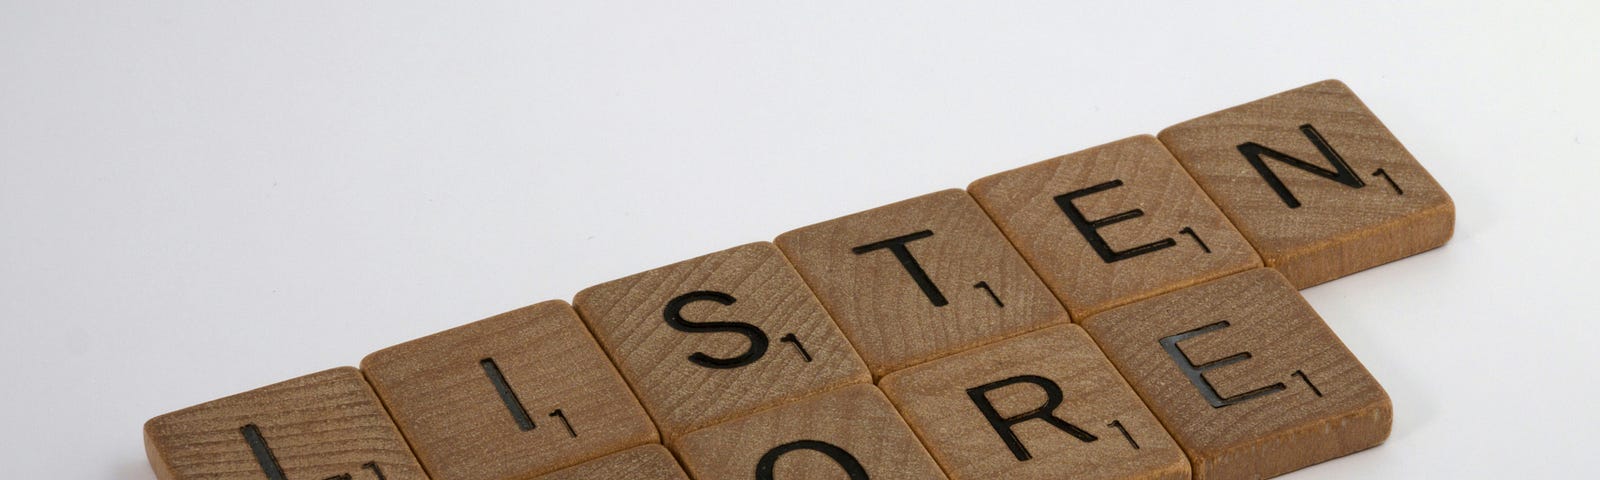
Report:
361,300,657,480
144,367,427,480
775,189,1070,377
534,444,688,480
879,325,1188,480
674,384,947,480
1081,268,1391,480
573,242,870,440
1158,80,1454,288
969,135,1262,320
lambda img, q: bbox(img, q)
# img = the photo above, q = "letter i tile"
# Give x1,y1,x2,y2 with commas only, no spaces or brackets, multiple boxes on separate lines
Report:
361,300,658,480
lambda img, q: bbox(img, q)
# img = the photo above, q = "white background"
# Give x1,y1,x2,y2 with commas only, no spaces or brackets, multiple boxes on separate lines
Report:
3,2,1597,478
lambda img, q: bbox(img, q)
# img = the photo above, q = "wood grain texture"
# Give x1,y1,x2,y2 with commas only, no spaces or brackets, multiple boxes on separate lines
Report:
532,444,688,480
674,384,947,480
572,242,870,441
1158,79,1454,288
775,189,1069,377
969,134,1261,319
361,300,657,480
1081,268,1391,480
144,367,427,480
878,325,1188,480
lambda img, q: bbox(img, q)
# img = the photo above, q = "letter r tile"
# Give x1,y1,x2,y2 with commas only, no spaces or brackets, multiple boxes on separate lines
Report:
777,189,1070,378
1158,80,1454,288
1081,268,1391,480
969,134,1261,319
879,325,1188,480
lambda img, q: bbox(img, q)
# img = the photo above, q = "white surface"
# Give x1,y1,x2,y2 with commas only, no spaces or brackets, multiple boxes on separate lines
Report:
2,2,1597,478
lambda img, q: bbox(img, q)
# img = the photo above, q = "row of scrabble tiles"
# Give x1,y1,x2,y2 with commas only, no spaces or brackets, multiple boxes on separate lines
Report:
144,79,1454,480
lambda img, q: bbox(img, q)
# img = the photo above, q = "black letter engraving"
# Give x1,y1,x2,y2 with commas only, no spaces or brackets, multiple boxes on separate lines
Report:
322,462,387,480
1178,227,1211,253
663,291,769,369
755,440,869,480
363,462,387,480
853,230,947,306
974,281,1004,308
1160,321,1286,408
779,333,813,362
246,425,386,480
1292,370,1324,397
549,409,577,437
480,358,537,431
1108,420,1140,450
965,375,1097,461
1055,180,1177,263
1372,168,1403,195
1236,124,1366,208
240,424,288,480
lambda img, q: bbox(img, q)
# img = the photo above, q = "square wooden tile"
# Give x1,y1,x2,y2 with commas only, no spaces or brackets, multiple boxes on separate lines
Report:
1158,80,1454,288
879,325,1188,480
361,300,657,480
776,189,1070,377
144,367,427,480
1081,268,1391,479
534,444,688,480
969,134,1261,320
573,242,870,440
674,384,947,480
